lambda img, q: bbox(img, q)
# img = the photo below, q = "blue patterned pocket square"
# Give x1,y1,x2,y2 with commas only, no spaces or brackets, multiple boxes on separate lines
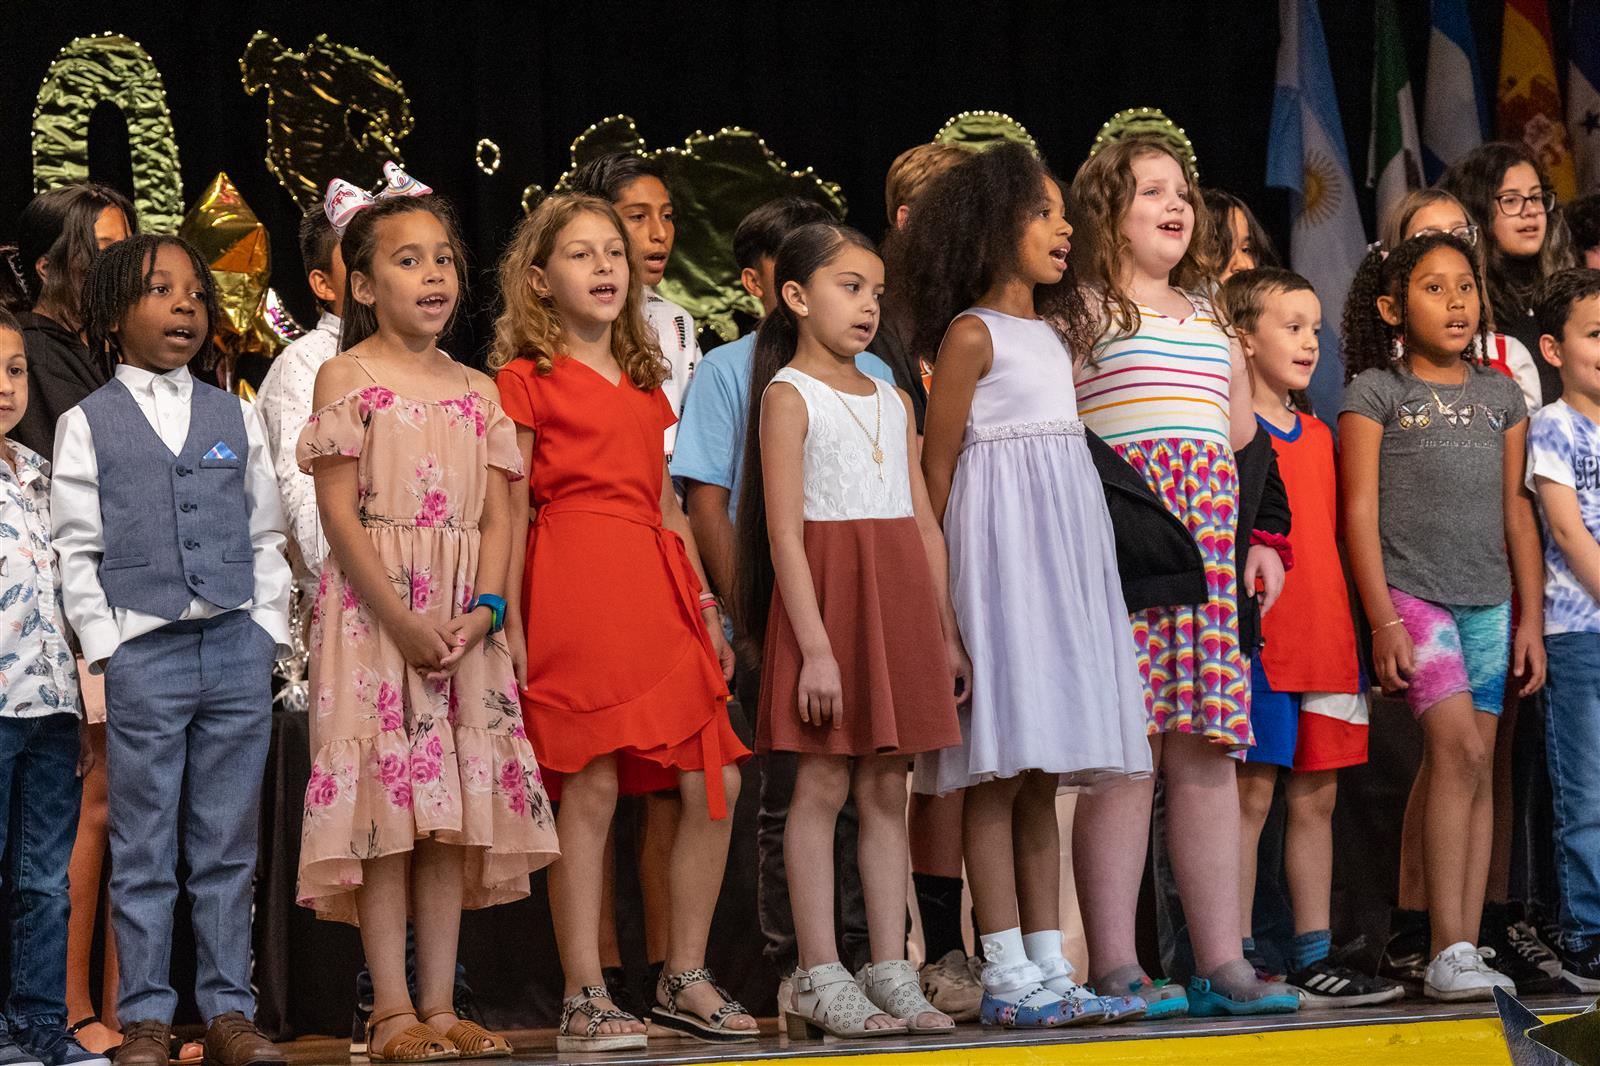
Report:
203,441,238,461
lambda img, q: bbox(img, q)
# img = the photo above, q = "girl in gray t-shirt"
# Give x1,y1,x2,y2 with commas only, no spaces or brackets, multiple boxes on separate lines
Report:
1338,231,1546,1003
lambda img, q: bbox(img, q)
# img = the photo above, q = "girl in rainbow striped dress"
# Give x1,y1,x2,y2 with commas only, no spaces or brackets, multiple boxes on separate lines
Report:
1065,135,1299,1019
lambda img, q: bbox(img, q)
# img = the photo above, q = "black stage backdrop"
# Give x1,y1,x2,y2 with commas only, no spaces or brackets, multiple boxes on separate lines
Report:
0,0,1540,354
0,0,1561,1038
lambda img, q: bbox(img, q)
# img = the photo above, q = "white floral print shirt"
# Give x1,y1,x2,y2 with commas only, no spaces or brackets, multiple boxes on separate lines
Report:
0,441,79,717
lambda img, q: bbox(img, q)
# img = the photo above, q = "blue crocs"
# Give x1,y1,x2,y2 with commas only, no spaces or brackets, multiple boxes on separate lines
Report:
1121,976,1187,1020
1185,974,1301,1017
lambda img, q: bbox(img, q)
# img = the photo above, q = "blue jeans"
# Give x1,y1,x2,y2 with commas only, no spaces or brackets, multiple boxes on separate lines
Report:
1545,631,1600,949
0,713,83,1031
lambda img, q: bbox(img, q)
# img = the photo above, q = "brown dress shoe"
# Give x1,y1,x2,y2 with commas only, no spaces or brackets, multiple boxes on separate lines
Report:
202,1014,285,1066
114,1021,171,1066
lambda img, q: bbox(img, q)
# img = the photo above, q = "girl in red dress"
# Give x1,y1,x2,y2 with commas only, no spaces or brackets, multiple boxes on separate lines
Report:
491,194,754,1052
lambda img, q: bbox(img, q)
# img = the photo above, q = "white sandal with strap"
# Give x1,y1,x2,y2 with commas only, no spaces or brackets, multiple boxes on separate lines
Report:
858,960,956,1032
557,986,647,1052
782,962,906,1041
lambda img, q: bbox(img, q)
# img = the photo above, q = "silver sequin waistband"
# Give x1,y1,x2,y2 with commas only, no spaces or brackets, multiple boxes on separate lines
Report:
965,418,1086,445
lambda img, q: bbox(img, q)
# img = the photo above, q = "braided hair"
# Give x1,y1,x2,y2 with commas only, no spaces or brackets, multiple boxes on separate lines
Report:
1341,231,1490,383
81,235,220,373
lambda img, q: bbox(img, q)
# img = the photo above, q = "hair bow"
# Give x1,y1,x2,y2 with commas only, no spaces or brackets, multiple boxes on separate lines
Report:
323,161,433,235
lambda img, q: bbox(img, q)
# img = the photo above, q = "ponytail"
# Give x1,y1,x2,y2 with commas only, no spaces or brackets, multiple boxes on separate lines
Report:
730,221,877,660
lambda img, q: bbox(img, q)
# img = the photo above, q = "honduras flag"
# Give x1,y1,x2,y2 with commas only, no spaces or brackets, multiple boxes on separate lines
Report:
1423,0,1488,182
1570,0,1600,193
1267,0,1368,424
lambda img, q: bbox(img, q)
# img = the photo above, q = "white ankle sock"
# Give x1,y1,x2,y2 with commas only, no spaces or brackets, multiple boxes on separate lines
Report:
1021,929,1084,995
979,927,1053,1004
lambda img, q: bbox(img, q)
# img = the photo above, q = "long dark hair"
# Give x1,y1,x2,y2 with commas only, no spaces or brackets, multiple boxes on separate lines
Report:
7,184,137,329
1203,188,1279,276
1341,231,1490,382
82,235,221,371
1438,141,1573,321
890,142,1096,365
732,222,879,656
338,196,468,351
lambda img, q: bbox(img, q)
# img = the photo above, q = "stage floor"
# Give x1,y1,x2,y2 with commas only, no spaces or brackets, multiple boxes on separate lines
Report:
275,993,1592,1066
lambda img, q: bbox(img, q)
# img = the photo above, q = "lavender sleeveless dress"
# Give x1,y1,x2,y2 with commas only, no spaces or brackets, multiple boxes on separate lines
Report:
913,309,1151,795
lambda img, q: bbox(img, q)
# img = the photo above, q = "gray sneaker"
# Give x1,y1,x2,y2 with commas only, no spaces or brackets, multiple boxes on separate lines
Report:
0,1036,45,1066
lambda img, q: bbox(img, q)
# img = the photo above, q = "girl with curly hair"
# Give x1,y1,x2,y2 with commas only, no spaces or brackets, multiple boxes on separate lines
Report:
899,142,1150,1029
1067,135,1296,1020
1339,232,1545,1001
490,193,753,1051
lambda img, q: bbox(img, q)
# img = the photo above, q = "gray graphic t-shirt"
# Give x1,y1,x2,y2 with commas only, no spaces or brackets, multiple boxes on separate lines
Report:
1342,364,1527,606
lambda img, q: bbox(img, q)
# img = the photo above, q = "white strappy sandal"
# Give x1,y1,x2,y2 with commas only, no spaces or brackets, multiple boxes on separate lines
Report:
782,963,906,1041
858,960,956,1032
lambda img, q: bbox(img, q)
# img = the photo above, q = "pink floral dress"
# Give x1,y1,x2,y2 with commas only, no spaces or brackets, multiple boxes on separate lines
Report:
294,381,559,925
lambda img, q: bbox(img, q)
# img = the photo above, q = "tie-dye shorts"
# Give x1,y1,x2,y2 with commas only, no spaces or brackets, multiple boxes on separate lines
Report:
1388,587,1511,716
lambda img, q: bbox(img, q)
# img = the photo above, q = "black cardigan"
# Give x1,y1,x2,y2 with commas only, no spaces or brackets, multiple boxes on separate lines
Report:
1233,426,1293,657
11,312,113,458
1087,430,1207,613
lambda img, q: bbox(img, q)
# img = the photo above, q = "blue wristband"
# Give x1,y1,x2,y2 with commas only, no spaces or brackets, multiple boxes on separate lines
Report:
470,593,506,634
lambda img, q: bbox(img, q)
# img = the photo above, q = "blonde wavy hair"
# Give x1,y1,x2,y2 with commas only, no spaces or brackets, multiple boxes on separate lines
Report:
1070,134,1219,351
488,193,667,388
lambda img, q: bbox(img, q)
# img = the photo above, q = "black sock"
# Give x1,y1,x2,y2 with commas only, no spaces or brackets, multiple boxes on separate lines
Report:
914,872,966,962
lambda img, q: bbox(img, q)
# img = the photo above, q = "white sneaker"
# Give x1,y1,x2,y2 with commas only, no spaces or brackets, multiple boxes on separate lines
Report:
920,949,983,1022
1424,941,1516,1001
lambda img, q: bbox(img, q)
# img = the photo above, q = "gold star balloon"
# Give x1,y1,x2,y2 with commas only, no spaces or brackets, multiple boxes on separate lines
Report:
177,172,283,361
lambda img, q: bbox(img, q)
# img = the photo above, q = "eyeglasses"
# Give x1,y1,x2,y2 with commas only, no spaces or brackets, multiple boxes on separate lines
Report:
1413,224,1480,247
1494,190,1556,216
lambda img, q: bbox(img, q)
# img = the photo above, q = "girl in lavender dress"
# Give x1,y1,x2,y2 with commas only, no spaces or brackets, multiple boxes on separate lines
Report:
903,143,1151,1028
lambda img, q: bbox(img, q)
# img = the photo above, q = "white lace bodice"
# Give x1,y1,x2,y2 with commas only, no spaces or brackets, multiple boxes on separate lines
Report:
767,367,913,521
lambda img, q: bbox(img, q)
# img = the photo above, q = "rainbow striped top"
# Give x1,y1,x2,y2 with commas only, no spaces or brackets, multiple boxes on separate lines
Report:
1074,297,1232,448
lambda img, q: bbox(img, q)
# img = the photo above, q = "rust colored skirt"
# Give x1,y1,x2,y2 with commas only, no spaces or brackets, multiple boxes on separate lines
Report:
758,517,961,757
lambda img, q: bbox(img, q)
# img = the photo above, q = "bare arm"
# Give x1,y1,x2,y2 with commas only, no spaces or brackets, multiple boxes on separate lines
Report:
762,383,841,725
902,390,971,704
1228,338,1255,453
311,358,449,671
504,426,534,687
661,460,733,680
1503,421,1546,694
686,482,735,601
919,315,991,524
1338,411,1412,691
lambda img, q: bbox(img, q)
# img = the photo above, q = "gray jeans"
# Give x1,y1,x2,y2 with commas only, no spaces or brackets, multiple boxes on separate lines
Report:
105,612,273,1023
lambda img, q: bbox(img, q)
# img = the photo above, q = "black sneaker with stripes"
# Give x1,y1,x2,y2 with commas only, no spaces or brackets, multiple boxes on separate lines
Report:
1287,959,1406,1008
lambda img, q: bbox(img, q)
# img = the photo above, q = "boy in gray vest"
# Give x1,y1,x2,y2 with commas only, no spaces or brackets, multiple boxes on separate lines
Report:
51,237,291,1066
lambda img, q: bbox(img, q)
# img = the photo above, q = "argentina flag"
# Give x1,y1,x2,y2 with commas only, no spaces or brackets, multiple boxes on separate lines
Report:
1267,0,1368,424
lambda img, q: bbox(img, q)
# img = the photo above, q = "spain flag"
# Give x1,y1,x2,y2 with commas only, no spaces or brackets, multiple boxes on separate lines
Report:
1497,0,1578,199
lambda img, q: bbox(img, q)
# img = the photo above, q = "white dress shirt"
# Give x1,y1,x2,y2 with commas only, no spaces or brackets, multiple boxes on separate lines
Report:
255,312,341,589
51,364,293,672
644,288,701,455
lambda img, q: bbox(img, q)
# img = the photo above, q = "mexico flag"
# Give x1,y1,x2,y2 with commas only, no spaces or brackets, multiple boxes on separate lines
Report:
1497,0,1577,199
1369,0,1423,224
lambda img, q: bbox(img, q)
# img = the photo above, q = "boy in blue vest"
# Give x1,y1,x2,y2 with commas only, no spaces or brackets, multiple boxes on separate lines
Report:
51,236,291,1066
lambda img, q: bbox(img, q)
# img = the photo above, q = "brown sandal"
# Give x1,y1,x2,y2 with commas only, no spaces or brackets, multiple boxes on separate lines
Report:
365,1008,459,1063
419,1010,511,1059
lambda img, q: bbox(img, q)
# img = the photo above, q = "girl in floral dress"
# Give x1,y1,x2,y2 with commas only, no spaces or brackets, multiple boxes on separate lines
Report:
296,187,558,1063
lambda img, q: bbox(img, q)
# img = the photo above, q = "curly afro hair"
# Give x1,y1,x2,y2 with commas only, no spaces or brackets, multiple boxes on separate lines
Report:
887,141,1095,367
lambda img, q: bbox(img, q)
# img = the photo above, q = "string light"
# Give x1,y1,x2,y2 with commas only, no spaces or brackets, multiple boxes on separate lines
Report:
1089,107,1200,184
474,137,502,175
31,33,185,232
935,110,1039,154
